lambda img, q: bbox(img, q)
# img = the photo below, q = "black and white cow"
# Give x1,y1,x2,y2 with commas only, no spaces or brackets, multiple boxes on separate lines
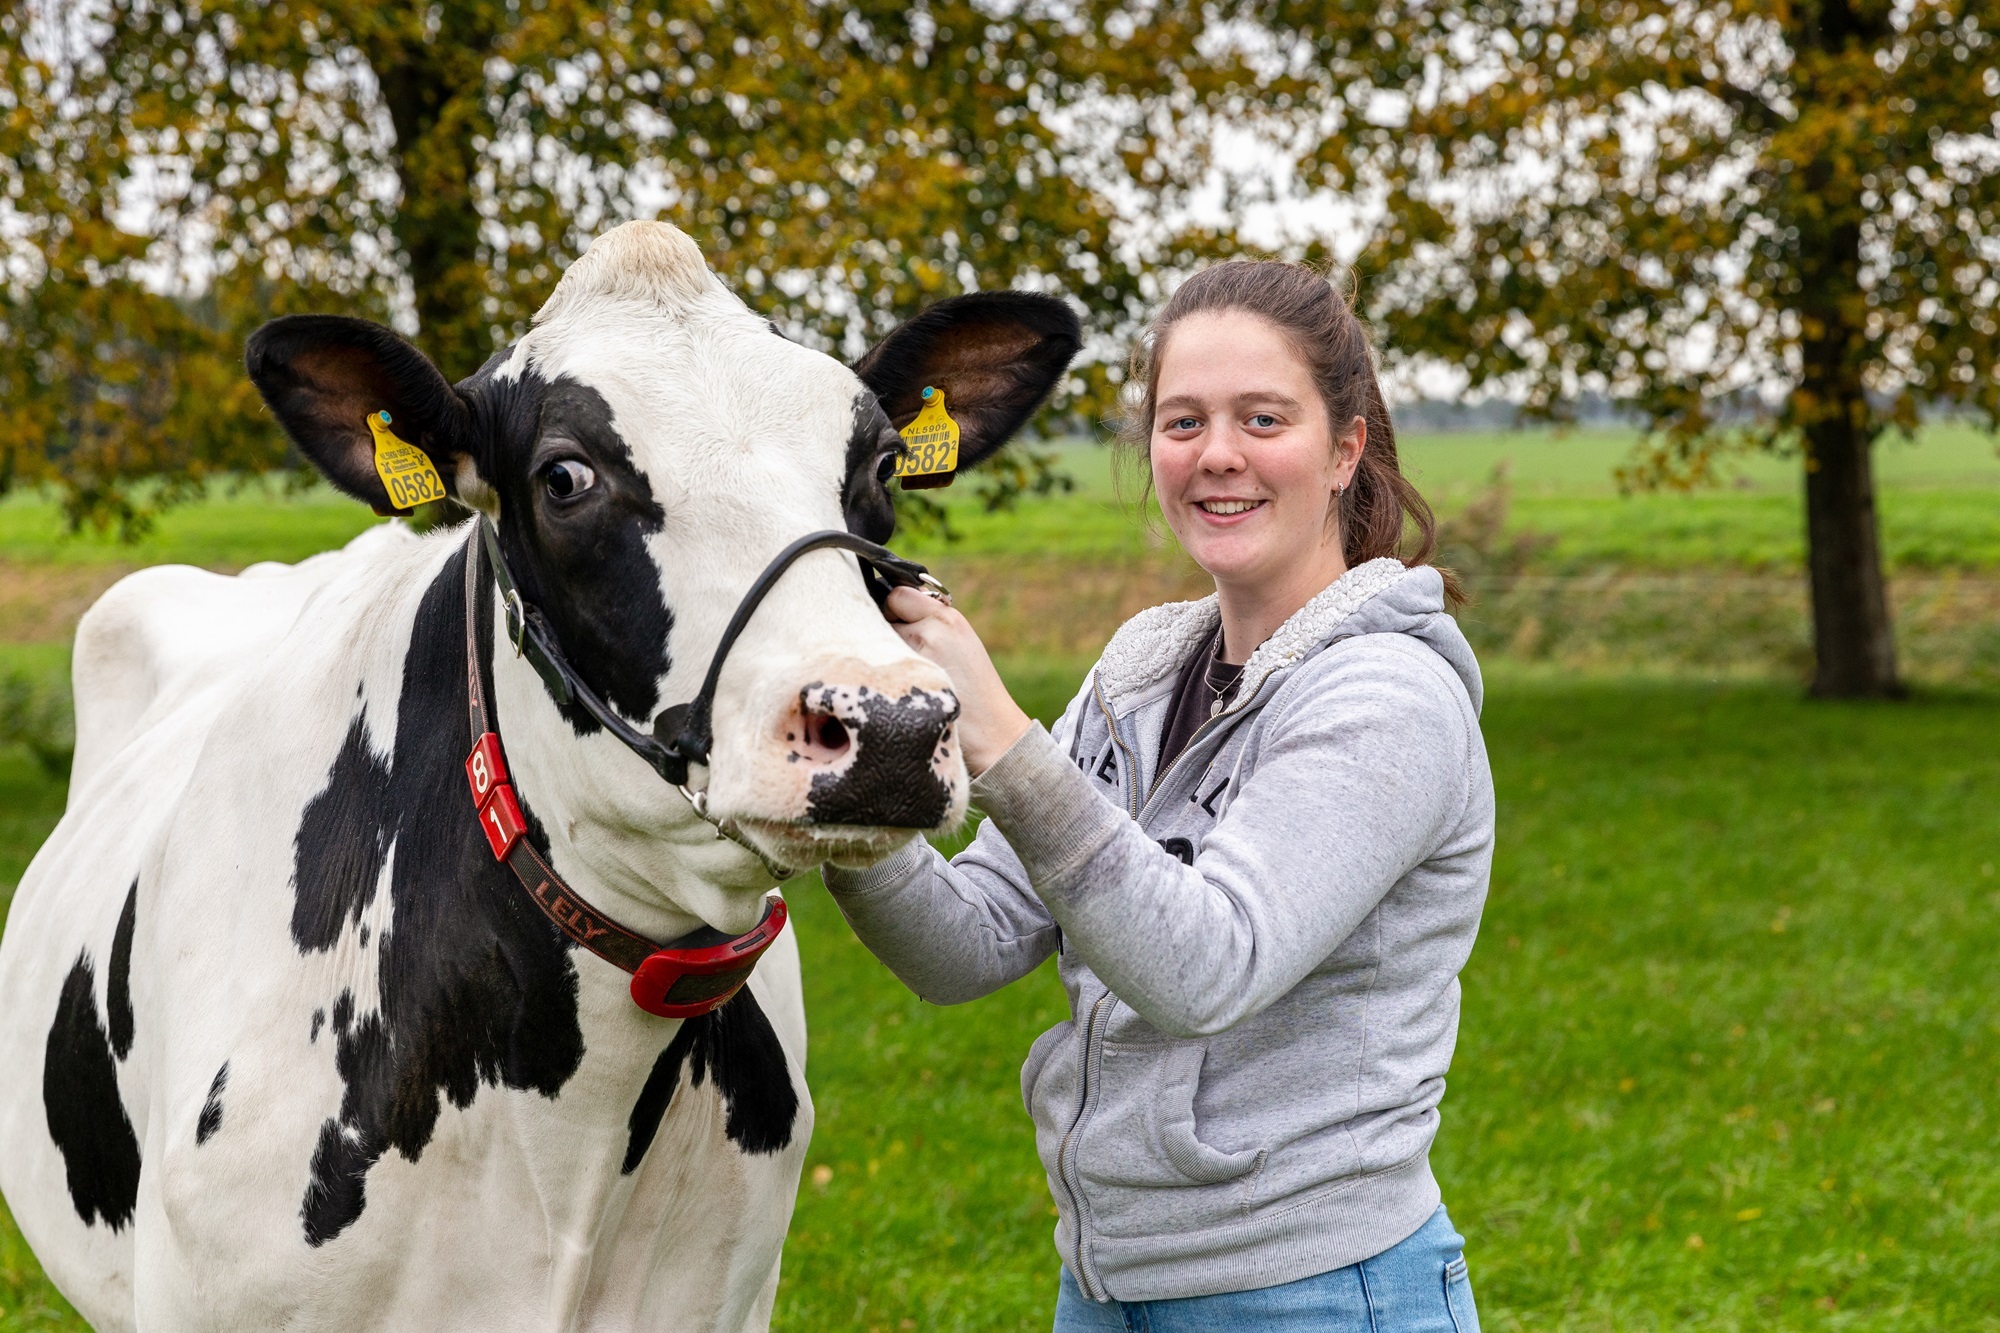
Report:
0,221,1078,1330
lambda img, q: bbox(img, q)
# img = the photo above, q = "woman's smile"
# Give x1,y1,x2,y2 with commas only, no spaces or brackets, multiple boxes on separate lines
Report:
1192,496,1267,521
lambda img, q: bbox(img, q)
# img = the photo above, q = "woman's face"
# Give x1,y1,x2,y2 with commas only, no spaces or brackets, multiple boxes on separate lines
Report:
1150,310,1364,593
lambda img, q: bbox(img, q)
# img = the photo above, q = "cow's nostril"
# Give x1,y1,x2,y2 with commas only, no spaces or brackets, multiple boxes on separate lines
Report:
811,713,849,753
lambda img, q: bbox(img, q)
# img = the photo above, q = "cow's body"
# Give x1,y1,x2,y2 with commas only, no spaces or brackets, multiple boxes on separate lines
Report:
0,222,1080,1330
5,528,809,1330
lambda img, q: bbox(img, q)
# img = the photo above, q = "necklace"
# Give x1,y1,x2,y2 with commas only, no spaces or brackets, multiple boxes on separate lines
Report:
1203,639,1243,715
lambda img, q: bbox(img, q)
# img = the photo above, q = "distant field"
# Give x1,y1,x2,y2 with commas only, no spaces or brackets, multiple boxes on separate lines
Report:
2,424,1996,573
898,425,2000,572
0,479,377,571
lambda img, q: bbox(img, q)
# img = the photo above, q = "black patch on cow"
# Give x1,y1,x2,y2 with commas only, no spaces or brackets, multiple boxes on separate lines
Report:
290,546,586,1246
458,365,673,737
303,1118,374,1246
42,952,142,1231
291,717,392,951
842,392,901,543
310,1008,325,1042
622,990,798,1174
197,1062,229,1145
801,685,957,828
107,880,137,1060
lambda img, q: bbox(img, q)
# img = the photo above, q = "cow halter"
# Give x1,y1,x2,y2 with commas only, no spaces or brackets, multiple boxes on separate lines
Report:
471,515,944,791
459,515,945,1018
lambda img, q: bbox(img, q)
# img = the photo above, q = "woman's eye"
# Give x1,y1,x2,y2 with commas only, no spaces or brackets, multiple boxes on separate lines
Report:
1167,416,1201,432
1248,413,1278,429
544,459,596,500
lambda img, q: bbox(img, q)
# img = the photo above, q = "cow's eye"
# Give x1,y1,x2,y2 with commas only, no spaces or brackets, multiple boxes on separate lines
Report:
543,459,596,500
875,450,899,484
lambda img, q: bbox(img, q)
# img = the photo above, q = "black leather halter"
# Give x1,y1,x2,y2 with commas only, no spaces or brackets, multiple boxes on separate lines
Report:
475,516,945,787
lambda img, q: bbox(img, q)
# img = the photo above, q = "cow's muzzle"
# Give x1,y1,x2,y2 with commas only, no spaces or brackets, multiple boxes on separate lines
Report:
794,680,960,827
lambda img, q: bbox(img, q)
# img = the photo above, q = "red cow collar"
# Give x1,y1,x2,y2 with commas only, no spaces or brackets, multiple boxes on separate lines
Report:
460,525,785,1019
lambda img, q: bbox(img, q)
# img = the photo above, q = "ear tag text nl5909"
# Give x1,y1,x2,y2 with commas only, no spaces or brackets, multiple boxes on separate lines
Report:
368,410,447,513
893,387,960,490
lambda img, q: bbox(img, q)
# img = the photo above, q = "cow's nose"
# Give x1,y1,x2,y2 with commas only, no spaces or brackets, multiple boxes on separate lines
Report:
788,680,961,828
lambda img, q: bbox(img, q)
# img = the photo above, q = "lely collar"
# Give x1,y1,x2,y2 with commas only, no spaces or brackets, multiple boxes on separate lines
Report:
459,521,784,1019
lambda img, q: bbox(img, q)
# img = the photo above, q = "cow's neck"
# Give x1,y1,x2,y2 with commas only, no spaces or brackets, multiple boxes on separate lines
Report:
480,590,780,953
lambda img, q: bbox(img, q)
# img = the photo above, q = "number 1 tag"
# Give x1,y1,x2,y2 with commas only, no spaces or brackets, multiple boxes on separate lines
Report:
893,387,960,489
368,410,448,512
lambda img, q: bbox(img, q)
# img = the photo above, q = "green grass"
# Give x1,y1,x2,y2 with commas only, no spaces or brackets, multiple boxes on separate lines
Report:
0,478,378,571
7,423,1993,575
1442,674,2000,1330
4,671,1996,1330
894,425,2000,573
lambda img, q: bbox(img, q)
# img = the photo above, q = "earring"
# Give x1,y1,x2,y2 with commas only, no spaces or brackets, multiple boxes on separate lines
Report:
1334,481,1347,497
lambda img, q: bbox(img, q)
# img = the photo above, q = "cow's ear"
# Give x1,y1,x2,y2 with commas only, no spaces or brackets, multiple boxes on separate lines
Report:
246,315,474,515
853,293,1082,484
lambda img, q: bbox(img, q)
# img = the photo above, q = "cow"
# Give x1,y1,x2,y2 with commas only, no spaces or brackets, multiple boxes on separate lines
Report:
0,220,1080,1331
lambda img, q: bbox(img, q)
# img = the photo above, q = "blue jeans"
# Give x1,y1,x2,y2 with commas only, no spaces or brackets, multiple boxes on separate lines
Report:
1053,1205,1479,1332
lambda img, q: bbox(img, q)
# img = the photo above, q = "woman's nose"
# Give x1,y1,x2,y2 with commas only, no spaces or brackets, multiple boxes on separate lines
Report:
1197,429,1248,473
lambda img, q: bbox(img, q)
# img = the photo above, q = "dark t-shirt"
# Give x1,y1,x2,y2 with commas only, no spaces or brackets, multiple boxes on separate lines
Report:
1157,626,1244,772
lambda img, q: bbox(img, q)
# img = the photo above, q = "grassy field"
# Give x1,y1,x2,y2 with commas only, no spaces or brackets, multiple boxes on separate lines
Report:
3,425,1997,574
1,426,1997,1329
3,675,1994,1330
904,426,2000,572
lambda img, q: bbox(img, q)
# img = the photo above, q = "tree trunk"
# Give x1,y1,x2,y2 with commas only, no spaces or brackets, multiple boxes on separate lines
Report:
1802,412,1901,697
371,28,495,381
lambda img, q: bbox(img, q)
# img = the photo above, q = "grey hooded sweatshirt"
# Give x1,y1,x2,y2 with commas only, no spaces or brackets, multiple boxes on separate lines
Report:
824,558,1494,1302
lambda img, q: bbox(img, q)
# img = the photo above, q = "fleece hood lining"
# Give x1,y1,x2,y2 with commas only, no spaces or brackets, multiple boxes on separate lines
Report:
1093,557,1414,703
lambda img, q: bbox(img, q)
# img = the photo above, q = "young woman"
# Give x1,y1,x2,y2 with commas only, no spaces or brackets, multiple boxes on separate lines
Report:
825,261,1493,1331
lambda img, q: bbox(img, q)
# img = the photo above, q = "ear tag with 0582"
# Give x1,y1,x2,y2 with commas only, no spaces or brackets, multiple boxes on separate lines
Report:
368,410,448,513
893,386,960,490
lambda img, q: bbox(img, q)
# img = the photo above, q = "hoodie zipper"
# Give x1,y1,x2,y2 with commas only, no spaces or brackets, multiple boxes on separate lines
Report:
1053,638,1347,1298
1055,990,1114,1300
1058,678,1240,1302
1092,677,1143,819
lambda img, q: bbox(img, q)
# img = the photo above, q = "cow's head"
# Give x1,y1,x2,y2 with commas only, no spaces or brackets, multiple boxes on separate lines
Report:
246,221,1078,898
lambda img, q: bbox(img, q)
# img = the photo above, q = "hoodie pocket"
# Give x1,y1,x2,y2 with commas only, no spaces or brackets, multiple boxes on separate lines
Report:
1020,1019,1074,1116
1080,1041,1264,1191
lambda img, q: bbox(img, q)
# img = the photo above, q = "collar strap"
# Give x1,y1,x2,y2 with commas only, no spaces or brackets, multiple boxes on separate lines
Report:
462,523,785,1018
475,516,942,787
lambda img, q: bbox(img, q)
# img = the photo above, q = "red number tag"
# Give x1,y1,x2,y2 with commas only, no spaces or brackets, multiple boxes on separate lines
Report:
479,783,526,860
466,733,509,804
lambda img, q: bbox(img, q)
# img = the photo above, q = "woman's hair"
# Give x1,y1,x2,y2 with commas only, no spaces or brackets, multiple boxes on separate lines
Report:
1118,260,1456,598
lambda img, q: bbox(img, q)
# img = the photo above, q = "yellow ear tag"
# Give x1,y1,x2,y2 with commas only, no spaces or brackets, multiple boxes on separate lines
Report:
892,386,960,487
367,410,448,512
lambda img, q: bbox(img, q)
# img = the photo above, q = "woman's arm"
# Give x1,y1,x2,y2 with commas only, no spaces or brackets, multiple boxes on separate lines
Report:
819,646,1089,1003
972,641,1479,1037
822,812,1061,1004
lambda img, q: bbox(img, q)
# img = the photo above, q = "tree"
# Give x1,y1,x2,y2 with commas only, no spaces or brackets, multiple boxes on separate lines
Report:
0,0,1236,533
1251,0,1998,697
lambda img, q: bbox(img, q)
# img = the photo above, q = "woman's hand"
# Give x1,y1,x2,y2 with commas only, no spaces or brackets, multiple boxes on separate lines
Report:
883,585,1033,776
